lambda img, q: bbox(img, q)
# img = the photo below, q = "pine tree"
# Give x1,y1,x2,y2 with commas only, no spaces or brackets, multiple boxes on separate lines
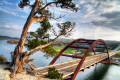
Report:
10,0,78,77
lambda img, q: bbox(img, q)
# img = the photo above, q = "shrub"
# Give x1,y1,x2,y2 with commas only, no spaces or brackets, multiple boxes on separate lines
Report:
47,67,63,79
0,55,7,62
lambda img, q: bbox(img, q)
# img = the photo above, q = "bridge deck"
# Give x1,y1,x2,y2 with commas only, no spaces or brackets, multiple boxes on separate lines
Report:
34,53,110,78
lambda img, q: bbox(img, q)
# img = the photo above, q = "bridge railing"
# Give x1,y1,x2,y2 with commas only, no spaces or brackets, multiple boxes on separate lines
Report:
49,38,110,80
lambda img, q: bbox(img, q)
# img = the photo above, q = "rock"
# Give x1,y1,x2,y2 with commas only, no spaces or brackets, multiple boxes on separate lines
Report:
0,63,56,80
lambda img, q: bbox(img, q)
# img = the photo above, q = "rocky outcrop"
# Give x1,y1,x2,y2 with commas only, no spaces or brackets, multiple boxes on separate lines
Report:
0,63,55,80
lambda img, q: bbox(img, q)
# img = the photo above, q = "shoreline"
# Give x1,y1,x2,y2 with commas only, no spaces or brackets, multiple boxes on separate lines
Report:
111,58,120,65
7,39,28,44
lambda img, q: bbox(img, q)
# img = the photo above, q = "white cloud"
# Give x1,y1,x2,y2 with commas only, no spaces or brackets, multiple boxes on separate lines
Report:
0,0,12,5
0,23,23,37
0,8,27,18
79,0,86,4
36,0,120,40
0,8,17,16
68,26,120,41
94,27,120,40
0,23,22,30
98,0,120,13
20,15,27,18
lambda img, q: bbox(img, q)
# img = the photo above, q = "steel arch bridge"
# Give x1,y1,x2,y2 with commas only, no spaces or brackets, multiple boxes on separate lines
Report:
34,39,120,80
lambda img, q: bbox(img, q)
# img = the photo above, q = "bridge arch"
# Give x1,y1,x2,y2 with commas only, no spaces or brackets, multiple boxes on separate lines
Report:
72,39,110,80
49,39,110,80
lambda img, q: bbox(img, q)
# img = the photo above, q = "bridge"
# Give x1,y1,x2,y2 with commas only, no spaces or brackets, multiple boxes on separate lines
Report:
34,39,120,80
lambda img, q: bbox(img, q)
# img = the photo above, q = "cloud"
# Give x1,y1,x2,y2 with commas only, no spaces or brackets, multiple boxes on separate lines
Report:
93,27,120,40
1,0,120,40
58,0,120,40
0,23,23,37
0,0,12,5
0,8,17,16
101,11,120,19
69,26,120,40
91,11,120,30
73,0,120,31
0,23,22,30
97,0,120,13
0,8,27,18
0,29,22,38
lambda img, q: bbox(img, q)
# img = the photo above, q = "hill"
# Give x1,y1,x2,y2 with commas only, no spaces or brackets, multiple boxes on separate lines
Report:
0,35,19,40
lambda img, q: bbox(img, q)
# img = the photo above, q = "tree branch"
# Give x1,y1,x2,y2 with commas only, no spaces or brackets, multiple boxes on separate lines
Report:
47,14,65,21
24,59,36,64
34,1,64,15
26,34,62,56
52,29,57,36
28,62,37,70
41,2,59,10
40,0,72,10
33,15,45,22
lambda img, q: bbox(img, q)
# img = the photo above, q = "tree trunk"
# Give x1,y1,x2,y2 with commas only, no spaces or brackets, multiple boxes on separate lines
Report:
10,0,38,77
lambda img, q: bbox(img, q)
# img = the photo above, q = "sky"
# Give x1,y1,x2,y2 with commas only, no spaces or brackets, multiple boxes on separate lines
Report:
0,0,120,41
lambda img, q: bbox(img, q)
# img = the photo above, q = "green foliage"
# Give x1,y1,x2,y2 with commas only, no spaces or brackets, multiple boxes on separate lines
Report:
18,0,30,8
40,19,52,31
87,52,92,56
20,0,78,12
0,55,7,62
114,52,120,58
25,39,57,55
43,44,58,56
27,19,51,40
36,19,51,39
22,0,77,56
108,44,119,50
47,67,63,79
26,22,75,55
55,0,78,12
25,39,41,49
77,52,92,57
26,19,53,51
57,21,75,36
106,41,120,50
53,45,77,54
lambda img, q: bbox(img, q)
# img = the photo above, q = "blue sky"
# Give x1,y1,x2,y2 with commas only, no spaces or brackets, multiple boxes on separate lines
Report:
0,0,120,41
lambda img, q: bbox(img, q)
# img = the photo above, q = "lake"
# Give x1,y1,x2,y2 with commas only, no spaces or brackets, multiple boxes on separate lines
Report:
0,40,120,80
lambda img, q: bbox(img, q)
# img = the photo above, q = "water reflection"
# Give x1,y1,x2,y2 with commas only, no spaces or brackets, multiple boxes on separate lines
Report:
84,64,110,80
76,63,110,80
0,40,27,62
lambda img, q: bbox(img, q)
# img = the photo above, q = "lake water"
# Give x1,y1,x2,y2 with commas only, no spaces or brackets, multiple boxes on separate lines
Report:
0,40,120,80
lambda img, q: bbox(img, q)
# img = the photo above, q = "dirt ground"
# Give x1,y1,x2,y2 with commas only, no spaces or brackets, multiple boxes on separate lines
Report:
0,63,55,80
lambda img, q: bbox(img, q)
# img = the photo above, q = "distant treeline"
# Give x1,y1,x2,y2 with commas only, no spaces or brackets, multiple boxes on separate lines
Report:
54,39,120,50
106,40,120,50
4,36,120,51
0,35,19,40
